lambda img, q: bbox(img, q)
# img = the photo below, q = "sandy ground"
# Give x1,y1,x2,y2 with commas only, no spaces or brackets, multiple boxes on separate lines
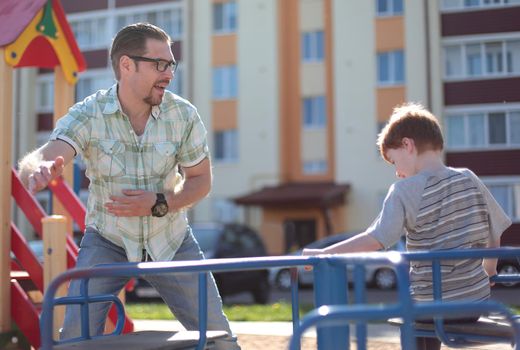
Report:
236,334,402,350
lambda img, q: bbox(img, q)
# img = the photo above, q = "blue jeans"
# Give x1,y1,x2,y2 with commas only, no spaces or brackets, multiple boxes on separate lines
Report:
60,227,240,350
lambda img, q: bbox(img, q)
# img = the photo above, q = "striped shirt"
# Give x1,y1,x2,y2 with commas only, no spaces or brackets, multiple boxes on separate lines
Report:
49,84,210,262
367,167,511,302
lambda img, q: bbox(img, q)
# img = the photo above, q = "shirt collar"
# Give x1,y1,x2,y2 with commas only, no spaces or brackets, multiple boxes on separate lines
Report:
102,84,162,119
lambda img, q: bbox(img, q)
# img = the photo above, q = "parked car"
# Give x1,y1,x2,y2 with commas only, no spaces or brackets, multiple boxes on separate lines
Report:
268,233,406,291
127,222,271,304
496,254,520,287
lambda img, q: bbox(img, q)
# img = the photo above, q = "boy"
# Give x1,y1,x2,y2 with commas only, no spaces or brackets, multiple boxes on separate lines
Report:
303,103,511,350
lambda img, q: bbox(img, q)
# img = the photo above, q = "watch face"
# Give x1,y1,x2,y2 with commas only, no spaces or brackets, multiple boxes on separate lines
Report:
153,203,169,217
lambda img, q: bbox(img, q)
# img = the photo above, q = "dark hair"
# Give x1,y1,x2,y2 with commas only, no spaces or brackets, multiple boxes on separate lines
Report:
377,103,444,162
110,23,171,80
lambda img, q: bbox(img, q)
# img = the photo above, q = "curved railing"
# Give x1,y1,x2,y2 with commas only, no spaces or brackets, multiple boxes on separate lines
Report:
40,248,520,350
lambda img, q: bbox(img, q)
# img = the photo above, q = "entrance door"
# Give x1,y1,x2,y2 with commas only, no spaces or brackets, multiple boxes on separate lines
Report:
283,219,316,253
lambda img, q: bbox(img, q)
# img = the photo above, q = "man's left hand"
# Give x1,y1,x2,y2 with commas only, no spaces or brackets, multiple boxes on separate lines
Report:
105,189,156,217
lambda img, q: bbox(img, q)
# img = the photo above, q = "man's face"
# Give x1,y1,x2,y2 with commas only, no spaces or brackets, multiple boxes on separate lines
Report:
128,39,175,106
385,139,417,179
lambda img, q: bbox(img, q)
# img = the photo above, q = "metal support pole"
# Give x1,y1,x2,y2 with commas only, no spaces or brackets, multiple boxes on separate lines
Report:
313,257,349,349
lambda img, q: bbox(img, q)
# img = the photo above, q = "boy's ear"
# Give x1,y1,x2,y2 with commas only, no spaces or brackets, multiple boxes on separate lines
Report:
402,137,415,152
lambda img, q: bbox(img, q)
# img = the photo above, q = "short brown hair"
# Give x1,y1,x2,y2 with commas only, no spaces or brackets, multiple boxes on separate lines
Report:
377,103,444,162
110,23,172,80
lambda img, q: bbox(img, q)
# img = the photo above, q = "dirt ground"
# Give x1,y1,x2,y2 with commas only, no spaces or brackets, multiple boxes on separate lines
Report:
235,335,507,350
236,334,401,350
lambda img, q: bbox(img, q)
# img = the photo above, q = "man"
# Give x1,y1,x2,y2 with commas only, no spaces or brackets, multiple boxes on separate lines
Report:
18,23,240,349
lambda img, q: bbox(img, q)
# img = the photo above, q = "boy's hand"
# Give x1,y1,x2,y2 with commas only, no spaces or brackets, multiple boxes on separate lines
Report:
302,248,326,271
27,156,65,194
483,258,498,286
302,248,324,256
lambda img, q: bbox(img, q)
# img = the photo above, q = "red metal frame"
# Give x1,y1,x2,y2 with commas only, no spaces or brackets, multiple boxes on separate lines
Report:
48,176,86,232
10,168,134,347
11,223,44,291
11,280,41,348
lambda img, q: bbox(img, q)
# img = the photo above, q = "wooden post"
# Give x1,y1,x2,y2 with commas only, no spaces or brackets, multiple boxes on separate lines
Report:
43,215,68,339
53,67,75,234
0,48,13,332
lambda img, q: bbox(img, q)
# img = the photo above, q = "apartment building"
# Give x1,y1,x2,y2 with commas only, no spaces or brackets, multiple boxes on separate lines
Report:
439,0,520,245
18,0,519,254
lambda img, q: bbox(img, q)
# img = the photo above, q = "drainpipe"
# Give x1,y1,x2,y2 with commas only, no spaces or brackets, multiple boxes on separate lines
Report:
424,0,432,109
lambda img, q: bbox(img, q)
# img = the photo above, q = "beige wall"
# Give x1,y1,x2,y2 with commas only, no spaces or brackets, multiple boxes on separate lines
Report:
191,0,214,222
300,0,324,30
404,0,428,106
301,129,327,161
208,0,280,224
301,63,326,95
332,0,396,231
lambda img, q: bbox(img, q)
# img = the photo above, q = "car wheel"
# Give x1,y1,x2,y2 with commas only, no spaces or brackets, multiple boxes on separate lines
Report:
374,268,396,290
252,276,270,304
275,269,292,291
498,264,520,287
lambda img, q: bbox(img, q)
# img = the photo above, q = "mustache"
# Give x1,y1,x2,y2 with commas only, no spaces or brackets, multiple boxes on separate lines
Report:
155,79,171,85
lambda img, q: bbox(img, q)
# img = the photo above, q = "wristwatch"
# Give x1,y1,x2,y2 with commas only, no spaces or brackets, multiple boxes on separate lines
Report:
151,193,169,217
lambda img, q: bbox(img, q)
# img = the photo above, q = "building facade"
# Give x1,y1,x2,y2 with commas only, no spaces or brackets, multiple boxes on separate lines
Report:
14,0,519,254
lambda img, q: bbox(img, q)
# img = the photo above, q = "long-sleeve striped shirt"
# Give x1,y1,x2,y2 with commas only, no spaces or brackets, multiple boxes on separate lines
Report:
367,166,511,302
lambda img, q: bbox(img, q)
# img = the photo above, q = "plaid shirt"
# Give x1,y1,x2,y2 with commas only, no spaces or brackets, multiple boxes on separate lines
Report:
50,84,209,262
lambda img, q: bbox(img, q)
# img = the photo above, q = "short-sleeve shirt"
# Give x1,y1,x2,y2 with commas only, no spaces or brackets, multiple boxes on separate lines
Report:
366,166,511,302
49,84,210,262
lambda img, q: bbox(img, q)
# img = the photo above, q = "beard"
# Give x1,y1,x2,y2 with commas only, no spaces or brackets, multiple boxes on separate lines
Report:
144,93,162,106
143,79,169,106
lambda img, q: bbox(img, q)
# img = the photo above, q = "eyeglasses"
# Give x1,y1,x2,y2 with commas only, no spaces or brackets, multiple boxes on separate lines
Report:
128,55,178,74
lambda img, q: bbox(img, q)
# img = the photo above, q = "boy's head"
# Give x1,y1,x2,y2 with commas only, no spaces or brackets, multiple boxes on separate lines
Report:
377,103,444,164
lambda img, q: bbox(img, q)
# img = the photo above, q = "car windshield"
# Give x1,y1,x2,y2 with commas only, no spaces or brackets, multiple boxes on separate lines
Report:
192,228,220,253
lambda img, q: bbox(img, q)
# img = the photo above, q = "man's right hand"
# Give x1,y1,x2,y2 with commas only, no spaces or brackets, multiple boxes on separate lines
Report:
27,156,65,194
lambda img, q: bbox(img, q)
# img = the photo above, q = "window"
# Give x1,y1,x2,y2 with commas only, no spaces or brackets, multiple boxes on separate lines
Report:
70,17,108,50
214,129,238,162
301,31,324,62
444,39,520,79
37,76,54,112
507,40,520,74
445,45,463,77
485,181,520,222
445,110,520,149
212,198,240,223
116,8,183,39
303,160,328,174
377,50,405,85
302,96,327,128
485,42,503,74
213,1,237,33
376,0,404,16
442,0,520,10
169,63,184,96
75,70,114,102
213,66,237,99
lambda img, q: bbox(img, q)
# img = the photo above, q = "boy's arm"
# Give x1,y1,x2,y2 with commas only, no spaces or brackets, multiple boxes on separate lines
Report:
302,233,383,256
18,140,76,194
483,234,500,282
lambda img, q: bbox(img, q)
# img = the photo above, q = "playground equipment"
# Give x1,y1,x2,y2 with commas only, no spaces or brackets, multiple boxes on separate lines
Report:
40,249,520,350
290,248,520,350
0,1,134,347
